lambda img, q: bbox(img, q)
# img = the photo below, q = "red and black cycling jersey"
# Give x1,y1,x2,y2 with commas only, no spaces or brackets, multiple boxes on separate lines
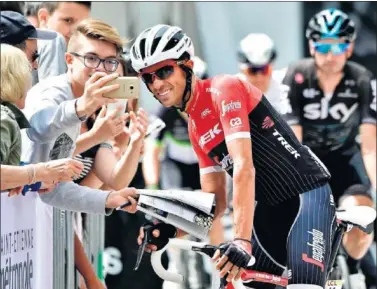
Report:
281,58,376,153
186,75,331,206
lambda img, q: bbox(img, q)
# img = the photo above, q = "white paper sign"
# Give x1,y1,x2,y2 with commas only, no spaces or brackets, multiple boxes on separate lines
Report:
1,192,53,289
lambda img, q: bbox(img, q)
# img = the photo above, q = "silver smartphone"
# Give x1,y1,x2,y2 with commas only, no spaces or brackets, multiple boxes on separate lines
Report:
104,77,140,99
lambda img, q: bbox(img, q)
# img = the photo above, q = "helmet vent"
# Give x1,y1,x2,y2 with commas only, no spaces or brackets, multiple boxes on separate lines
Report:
163,31,184,53
151,26,170,55
139,38,146,60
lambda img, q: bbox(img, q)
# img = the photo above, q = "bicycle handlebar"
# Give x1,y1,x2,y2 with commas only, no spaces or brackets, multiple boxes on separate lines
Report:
151,238,256,288
151,238,207,283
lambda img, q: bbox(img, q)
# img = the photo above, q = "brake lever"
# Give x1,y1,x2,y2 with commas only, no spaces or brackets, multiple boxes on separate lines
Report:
134,229,150,271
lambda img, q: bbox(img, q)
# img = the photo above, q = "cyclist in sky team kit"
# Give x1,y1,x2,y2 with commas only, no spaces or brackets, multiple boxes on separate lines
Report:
280,8,376,289
131,24,337,289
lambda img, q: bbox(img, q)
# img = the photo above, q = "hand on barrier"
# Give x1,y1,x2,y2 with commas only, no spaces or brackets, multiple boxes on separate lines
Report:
213,239,254,282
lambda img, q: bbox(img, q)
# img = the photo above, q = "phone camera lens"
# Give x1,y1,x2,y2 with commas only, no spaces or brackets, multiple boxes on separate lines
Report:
130,85,134,90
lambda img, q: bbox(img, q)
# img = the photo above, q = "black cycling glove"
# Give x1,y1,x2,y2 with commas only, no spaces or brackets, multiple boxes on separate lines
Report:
134,222,177,271
218,238,252,268
142,222,177,250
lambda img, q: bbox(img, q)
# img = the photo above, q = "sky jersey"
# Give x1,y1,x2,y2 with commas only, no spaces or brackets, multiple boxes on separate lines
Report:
281,58,376,152
186,75,331,206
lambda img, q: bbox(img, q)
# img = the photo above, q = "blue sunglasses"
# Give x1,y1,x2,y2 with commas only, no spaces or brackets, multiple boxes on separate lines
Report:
313,42,350,55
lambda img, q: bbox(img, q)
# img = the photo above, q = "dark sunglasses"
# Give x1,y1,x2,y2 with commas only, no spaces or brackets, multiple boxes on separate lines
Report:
141,61,184,84
247,65,270,75
32,51,40,62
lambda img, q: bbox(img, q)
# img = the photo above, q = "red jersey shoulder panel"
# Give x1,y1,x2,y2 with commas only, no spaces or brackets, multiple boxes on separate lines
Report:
208,75,262,142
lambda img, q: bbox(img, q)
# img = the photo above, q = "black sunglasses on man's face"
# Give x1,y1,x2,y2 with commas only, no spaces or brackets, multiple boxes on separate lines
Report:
141,61,184,84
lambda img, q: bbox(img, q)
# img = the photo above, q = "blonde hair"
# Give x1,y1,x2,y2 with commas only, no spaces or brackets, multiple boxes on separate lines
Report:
0,44,32,104
68,18,126,55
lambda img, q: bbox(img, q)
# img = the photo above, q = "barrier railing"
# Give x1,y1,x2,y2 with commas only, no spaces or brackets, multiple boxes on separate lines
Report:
52,210,105,289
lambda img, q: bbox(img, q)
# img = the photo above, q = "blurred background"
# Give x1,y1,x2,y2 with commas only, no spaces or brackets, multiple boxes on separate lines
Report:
89,1,376,113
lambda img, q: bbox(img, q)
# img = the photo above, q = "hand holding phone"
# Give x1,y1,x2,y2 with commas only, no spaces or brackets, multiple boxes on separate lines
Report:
103,77,140,99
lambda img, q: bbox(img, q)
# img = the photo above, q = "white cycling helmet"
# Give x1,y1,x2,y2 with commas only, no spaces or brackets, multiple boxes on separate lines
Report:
237,33,277,67
130,24,195,73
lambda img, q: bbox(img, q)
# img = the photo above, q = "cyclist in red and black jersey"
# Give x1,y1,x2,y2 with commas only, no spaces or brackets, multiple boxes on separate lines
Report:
131,24,336,289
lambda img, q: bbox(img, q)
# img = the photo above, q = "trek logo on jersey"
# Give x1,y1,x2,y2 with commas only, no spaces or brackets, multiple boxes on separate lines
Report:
338,88,357,98
221,100,241,116
206,87,221,96
302,229,325,272
201,108,212,119
272,129,301,159
262,116,275,129
199,123,222,148
304,101,358,123
302,88,320,99
230,117,242,128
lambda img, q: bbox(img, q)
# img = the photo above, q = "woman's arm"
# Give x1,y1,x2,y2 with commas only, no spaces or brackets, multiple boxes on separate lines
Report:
1,159,84,191
92,109,148,190
93,142,143,190
1,165,31,191
74,233,105,289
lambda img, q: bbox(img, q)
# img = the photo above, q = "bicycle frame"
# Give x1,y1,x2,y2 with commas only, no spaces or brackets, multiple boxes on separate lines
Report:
150,206,376,289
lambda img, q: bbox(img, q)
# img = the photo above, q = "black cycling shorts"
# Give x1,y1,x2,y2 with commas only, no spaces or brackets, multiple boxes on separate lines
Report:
245,184,337,289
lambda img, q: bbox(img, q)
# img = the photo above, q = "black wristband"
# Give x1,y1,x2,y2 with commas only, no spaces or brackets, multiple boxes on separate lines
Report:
234,238,252,244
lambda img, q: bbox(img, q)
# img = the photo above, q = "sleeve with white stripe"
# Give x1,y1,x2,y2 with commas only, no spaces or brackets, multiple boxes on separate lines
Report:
211,76,252,140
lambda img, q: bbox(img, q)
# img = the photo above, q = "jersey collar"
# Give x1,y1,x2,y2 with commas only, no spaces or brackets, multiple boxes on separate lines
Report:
186,79,203,115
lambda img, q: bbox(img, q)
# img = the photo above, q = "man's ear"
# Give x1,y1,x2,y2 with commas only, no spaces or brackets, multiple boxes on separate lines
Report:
346,42,354,59
37,8,50,28
65,52,73,67
185,59,194,69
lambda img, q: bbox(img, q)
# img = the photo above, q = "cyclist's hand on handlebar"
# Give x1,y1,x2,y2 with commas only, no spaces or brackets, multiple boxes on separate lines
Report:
137,222,177,252
212,239,252,282
137,225,158,252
